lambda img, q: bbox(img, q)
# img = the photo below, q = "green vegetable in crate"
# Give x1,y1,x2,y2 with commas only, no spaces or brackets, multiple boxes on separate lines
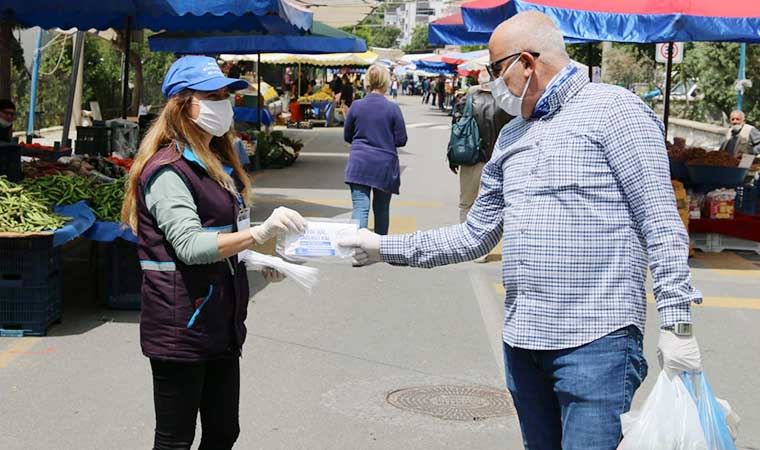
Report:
92,178,126,222
0,176,69,232
22,174,95,207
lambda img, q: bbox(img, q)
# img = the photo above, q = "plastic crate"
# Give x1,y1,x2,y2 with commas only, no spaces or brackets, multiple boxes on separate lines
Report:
710,234,760,255
690,233,712,253
98,239,141,310
0,272,62,336
737,186,758,216
19,145,72,162
0,234,60,289
75,126,112,156
0,143,22,182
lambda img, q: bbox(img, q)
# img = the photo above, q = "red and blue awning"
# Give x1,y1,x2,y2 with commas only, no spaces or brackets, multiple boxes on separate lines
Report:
428,12,491,46
461,0,517,33
461,0,760,43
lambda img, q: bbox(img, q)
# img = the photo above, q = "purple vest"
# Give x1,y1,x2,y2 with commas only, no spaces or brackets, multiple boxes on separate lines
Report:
137,145,249,362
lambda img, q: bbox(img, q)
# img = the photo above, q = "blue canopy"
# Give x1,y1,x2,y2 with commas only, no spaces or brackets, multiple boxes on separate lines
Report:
428,12,491,46
2,0,313,31
149,21,366,54
414,59,457,74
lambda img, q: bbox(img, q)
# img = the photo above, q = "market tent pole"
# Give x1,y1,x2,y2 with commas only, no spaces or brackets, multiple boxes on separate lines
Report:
121,16,132,119
298,62,302,98
26,29,44,138
586,42,593,81
738,43,746,111
61,31,85,148
663,41,674,137
257,52,262,130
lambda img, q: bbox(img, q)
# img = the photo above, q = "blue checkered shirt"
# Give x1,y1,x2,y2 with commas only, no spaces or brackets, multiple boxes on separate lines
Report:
381,68,702,350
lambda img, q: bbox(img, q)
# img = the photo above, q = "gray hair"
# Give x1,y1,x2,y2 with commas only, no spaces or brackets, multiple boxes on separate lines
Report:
730,110,745,120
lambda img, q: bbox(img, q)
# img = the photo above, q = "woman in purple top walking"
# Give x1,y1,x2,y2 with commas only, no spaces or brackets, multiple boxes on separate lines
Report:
343,65,408,235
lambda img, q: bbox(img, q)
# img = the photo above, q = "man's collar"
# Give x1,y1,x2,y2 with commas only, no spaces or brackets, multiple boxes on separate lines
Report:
531,64,587,120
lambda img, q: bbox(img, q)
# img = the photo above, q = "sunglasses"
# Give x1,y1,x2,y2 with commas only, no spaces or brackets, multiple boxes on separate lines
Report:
487,51,540,78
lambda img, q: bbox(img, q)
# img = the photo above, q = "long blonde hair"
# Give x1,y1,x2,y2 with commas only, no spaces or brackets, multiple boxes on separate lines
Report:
121,90,252,233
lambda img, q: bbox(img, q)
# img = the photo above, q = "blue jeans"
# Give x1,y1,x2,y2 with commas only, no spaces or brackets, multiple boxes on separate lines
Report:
349,183,392,235
503,325,648,450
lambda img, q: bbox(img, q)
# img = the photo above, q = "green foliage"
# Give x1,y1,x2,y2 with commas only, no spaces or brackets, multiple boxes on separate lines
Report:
602,44,655,88
678,42,760,124
566,43,602,68
404,25,440,53
460,45,486,52
9,32,175,133
340,25,401,48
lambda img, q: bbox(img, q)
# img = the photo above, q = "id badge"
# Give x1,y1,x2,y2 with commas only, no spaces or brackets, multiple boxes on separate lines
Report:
237,207,251,232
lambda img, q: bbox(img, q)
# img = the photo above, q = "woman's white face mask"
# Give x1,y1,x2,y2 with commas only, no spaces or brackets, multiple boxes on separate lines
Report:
489,57,532,117
192,98,234,137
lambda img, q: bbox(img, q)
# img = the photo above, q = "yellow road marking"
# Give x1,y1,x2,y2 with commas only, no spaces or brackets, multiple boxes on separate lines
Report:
491,285,760,310
0,338,41,369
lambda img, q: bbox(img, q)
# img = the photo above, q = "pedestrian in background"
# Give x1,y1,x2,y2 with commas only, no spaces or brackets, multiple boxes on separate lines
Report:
343,64,407,236
421,78,430,104
0,99,16,142
450,70,513,224
121,55,305,450
436,74,446,110
721,109,760,156
340,74,355,107
390,76,399,99
340,12,702,450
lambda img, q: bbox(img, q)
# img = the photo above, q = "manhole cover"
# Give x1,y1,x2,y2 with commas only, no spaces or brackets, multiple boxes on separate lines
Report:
386,385,515,421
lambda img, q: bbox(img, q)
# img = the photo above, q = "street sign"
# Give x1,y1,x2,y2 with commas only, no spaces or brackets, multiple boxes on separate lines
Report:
656,42,684,64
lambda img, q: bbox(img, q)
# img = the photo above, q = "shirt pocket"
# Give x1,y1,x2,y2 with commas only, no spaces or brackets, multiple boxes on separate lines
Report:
534,130,605,192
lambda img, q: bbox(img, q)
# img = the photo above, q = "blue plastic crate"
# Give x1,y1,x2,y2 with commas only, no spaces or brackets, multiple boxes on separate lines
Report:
0,234,60,290
0,272,62,336
98,239,141,310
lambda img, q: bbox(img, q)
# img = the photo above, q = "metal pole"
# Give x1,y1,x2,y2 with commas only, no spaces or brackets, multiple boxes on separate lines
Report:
62,31,85,148
663,42,674,137
27,29,43,138
587,43,593,82
121,16,132,119
257,52,262,130
738,43,746,111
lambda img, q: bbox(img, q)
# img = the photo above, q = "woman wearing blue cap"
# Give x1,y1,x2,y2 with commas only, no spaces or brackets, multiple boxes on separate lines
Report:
121,56,306,450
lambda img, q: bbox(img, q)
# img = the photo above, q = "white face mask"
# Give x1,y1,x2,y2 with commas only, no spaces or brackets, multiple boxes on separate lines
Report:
490,58,532,117
192,98,234,137
0,117,11,128
731,124,743,133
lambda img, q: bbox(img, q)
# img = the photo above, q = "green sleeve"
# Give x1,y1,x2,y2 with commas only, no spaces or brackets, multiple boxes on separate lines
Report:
144,167,221,265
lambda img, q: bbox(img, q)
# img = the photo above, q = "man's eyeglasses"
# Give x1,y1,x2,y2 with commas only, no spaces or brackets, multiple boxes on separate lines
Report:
487,51,540,78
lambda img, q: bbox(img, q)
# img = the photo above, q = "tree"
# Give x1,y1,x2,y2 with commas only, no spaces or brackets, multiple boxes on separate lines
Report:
679,42,760,124
601,44,655,88
404,25,440,53
340,25,400,49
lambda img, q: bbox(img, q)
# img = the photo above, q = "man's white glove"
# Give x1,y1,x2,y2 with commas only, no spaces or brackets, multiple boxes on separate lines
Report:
657,329,702,376
261,267,286,283
249,207,306,244
336,228,382,266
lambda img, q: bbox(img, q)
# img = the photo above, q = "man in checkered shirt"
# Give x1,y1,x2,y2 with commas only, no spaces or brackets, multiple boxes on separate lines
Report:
339,11,703,450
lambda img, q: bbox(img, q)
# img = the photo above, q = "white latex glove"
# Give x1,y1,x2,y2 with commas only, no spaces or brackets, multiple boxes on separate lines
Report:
262,267,286,283
249,207,306,244
657,329,702,376
336,228,382,266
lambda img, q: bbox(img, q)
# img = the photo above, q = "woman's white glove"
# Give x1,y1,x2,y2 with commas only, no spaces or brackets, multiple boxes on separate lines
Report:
657,329,702,377
262,267,286,283
249,207,306,244
336,228,382,266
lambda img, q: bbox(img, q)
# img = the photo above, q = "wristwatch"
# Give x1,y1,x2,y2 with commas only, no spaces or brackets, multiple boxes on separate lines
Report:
661,322,693,337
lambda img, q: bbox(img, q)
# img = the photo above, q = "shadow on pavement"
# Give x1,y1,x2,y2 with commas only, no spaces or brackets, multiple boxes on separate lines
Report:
689,251,760,271
251,193,352,220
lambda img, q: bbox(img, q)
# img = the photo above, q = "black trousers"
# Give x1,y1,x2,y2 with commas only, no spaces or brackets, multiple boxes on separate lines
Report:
150,358,240,450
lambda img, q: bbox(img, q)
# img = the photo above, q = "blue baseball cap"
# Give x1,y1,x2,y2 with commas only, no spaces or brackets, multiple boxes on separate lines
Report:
161,55,249,98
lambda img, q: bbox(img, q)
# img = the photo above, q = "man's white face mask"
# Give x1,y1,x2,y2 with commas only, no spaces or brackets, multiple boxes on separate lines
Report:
489,57,532,117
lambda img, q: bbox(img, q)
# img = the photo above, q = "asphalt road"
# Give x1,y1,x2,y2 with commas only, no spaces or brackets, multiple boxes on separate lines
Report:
1,96,759,450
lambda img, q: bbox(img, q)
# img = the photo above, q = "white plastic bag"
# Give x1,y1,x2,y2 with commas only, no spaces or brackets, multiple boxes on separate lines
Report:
240,250,320,295
619,371,708,450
